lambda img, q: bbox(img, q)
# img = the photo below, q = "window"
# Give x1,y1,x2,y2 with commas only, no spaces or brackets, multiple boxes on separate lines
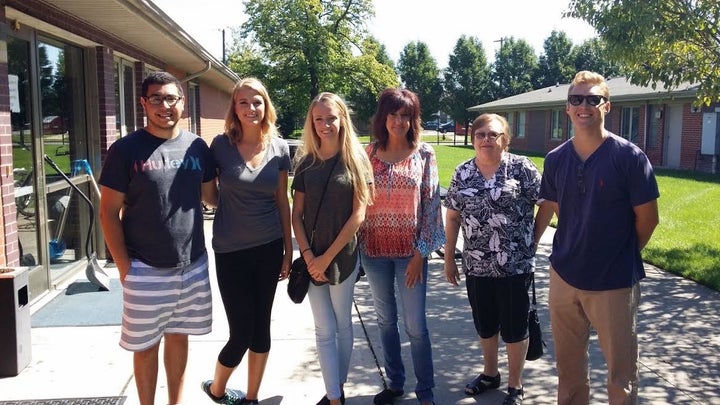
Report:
621,106,640,143
506,112,515,136
517,112,526,138
551,110,563,140
647,105,660,148
187,82,200,134
113,58,136,137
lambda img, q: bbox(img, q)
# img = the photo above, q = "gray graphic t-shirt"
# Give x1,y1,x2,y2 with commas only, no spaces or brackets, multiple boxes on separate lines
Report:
99,129,215,267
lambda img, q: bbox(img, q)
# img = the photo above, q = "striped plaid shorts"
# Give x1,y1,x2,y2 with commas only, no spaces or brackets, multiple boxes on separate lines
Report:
119,252,212,352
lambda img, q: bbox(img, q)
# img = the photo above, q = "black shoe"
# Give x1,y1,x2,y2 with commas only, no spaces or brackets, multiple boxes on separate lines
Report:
465,373,501,395
373,388,403,405
316,390,345,405
201,380,246,405
502,386,524,405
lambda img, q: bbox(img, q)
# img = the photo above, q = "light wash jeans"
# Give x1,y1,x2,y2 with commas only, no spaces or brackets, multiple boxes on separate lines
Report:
307,263,359,400
360,252,435,403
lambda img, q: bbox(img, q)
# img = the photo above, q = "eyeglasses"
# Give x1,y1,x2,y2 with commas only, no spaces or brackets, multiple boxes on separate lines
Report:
473,131,503,141
567,94,607,107
144,95,183,106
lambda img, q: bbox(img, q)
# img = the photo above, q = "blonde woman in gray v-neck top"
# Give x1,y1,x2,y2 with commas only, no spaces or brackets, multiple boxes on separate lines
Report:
201,78,292,405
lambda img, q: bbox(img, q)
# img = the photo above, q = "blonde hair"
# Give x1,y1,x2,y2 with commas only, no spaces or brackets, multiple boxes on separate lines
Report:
471,113,511,152
224,77,279,144
568,70,610,99
295,92,374,205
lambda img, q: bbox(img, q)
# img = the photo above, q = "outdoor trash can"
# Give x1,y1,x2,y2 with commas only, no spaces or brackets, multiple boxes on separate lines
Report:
0,267,31,376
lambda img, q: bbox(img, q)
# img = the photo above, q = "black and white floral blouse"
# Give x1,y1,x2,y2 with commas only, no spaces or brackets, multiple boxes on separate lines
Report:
443,152,542,278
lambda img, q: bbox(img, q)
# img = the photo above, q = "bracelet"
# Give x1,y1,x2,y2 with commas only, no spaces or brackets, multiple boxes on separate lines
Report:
301,248,312,255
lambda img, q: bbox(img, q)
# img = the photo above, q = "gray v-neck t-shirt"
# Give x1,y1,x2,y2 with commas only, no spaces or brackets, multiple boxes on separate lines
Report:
210,134,291,253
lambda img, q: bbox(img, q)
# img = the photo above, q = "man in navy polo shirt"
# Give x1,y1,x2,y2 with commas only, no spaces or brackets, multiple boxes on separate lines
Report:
540,71,659,405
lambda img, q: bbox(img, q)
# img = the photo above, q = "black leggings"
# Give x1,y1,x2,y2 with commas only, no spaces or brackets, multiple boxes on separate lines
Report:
215,238,283,368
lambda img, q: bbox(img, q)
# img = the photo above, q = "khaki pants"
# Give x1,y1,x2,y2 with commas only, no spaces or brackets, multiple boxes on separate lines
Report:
549,267,640,405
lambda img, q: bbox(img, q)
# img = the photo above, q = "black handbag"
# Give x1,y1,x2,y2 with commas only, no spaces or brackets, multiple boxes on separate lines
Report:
287,257,310,303
526,272,546,361
287,157,338,303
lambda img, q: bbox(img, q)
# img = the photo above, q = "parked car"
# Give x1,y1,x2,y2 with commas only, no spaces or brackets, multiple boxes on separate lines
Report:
42,115,65,134
439,121,455,133
423,120,440,130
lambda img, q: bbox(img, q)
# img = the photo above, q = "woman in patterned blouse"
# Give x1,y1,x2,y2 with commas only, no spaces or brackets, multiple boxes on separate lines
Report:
358,88,445,405
443,113,551,405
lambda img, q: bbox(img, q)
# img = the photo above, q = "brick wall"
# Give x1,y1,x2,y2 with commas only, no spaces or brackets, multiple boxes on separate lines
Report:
680,105,704,170
96,46,116,165
645,106,666,167
0,58,13,266
199,85,231,145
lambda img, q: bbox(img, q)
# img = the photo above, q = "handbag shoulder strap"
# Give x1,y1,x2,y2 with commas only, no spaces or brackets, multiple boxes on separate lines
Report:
308,156,339,246
530,272,537,307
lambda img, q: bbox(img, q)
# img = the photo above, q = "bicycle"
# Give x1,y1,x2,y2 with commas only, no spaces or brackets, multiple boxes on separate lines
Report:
13,167,35,218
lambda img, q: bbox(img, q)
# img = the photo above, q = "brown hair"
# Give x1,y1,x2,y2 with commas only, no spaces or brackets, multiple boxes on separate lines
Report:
370,88,422,150
471,113,511,152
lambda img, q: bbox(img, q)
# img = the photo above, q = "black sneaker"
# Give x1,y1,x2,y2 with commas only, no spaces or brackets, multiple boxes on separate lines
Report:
502,386,524,405
201,380,246,405
373,388,404,405
316,390,345,405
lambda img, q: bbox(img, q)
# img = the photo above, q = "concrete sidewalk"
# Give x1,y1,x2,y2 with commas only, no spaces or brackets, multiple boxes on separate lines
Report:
1,222,719,404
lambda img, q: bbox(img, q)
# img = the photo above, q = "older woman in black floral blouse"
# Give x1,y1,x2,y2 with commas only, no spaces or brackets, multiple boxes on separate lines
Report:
443,113,551,405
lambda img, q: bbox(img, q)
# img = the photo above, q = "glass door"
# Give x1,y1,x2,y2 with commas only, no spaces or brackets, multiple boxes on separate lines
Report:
38,38,92,283
9,37,40,272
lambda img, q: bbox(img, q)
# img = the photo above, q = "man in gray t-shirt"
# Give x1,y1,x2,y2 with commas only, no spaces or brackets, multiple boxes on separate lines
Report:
99,72,216,405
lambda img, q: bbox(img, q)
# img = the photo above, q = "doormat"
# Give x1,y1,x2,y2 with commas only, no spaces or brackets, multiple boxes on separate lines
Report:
0,397,125,405
31,279,122,328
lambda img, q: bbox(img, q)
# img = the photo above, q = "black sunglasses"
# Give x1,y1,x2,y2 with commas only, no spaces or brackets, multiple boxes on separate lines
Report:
567,94,607,107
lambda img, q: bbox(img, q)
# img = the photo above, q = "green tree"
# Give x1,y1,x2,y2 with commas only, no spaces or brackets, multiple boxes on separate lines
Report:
442,35,492,144
236,0,395,133
534,30,576,88
566,0,720,105
397,41,443,121
345,36,399,127
569,38,622,79
491,37,538,99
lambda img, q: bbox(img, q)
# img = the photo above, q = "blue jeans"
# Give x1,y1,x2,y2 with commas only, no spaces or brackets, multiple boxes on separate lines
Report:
360,252,435,402
307,263,359,400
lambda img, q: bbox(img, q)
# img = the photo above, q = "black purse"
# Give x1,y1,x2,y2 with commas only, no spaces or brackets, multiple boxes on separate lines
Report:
287,158,338,303
287,257,310,303
526,272,546,361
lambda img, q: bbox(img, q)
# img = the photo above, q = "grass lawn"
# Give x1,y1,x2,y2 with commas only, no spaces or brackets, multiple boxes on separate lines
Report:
432,144,720,292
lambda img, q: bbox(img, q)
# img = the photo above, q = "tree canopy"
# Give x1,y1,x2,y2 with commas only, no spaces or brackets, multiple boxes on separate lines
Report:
227,0,628,133
397,41,443,121
443,35,492,140
534,30,576,88
237,0,397,133
566,0,720,105
491,37,538,99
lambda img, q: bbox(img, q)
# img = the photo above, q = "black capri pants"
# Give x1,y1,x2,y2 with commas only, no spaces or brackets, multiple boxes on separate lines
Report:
466,272,532,343
215,238,283,368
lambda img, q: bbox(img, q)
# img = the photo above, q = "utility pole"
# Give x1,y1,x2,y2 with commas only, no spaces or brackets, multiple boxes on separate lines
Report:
221,28,227,65
494,37,506,49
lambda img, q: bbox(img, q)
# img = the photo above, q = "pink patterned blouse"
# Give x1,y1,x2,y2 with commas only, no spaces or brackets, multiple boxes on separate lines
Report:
359,142,445,258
